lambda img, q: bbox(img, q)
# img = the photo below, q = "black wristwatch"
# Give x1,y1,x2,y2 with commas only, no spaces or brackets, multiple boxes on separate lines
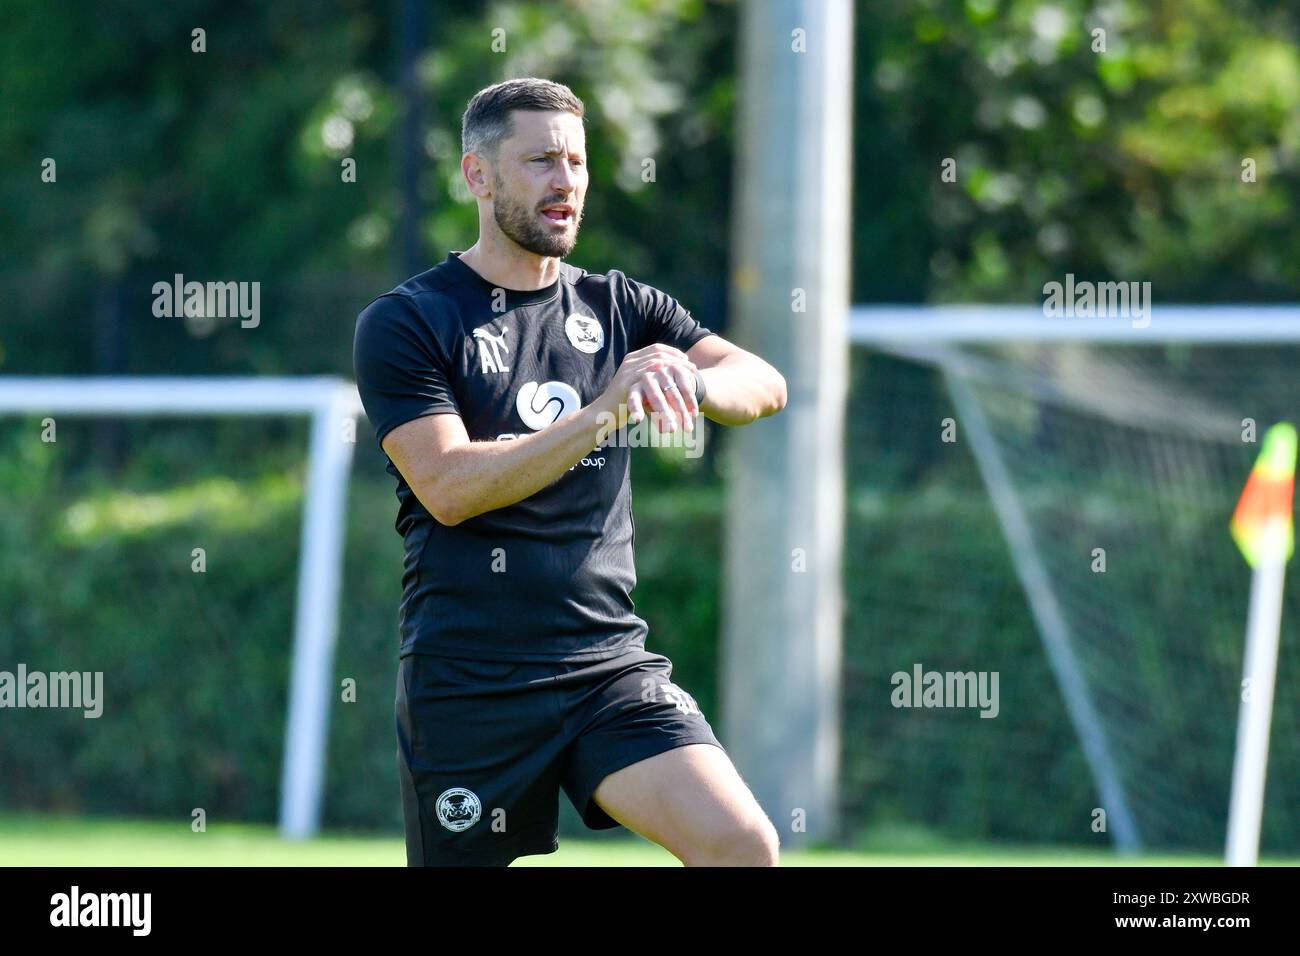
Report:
693,370,707,406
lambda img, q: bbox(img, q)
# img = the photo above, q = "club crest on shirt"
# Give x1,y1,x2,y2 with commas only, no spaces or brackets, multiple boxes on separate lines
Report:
435,787,482,832
564,313,604,353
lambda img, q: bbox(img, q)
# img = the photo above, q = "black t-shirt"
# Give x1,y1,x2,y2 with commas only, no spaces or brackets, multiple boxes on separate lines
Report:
353,251,714,662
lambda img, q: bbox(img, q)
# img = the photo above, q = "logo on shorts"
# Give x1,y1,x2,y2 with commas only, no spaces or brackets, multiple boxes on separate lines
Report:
565,313,604,353
435,787,482,832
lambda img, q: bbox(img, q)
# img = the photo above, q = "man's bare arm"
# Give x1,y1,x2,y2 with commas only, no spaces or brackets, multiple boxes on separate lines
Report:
382,343,701,526
685,334,787,427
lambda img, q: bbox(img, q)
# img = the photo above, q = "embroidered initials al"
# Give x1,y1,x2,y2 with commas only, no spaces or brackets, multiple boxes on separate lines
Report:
473,325,511,374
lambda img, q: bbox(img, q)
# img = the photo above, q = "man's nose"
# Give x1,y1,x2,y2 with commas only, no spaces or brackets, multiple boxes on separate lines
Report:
551,159,580,192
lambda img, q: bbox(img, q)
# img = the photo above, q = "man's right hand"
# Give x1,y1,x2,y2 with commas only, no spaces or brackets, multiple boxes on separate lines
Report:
595,344,700,435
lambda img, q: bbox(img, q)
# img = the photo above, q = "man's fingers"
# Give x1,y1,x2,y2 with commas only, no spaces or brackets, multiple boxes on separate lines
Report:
618,354,699,430
655,369,693,429
636,343,690,362
639,375,679,432
628,353,695,375
627,386,646,425
665,365,699,422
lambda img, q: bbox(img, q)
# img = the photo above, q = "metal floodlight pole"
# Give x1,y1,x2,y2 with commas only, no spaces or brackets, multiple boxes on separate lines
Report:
723,0,853,845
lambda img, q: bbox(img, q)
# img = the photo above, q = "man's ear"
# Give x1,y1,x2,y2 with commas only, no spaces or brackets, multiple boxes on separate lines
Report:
462,154,492,199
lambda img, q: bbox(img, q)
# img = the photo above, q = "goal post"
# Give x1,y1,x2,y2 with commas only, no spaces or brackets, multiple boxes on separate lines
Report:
0,376,362,839
849,304,1300,344
847,305,1300,856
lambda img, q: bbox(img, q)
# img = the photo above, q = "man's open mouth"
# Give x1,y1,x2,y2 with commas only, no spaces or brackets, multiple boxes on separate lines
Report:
541,206,573,223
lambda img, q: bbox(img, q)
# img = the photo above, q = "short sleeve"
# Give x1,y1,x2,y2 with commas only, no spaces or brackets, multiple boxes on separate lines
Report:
353,294,461,448
624,274,715,353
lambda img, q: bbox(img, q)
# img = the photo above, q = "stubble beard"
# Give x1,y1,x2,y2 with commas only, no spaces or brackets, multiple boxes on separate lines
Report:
492,177,581,259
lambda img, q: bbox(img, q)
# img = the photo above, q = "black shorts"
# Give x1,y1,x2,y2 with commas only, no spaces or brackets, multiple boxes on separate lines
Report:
395,646,725,867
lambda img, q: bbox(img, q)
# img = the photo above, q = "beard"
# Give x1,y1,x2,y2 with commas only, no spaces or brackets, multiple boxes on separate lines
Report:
492,178,581,258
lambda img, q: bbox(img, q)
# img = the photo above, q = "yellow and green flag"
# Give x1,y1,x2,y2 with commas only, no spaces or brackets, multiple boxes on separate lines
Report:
1230,422,1297,567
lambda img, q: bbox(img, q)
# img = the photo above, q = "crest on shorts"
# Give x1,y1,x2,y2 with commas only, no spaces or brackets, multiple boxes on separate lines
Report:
436,787,482,832
565,313,604,353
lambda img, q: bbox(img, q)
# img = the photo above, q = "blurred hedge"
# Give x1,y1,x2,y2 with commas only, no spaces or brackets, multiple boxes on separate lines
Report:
0,408,1086,845
4,364,1297,854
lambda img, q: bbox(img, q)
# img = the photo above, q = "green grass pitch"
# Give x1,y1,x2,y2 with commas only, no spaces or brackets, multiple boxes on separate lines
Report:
2,814,1293,866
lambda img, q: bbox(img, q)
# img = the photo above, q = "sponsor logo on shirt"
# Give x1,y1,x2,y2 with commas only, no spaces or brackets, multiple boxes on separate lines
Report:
564,313,604,353
506,381,607,470
515,380,581,430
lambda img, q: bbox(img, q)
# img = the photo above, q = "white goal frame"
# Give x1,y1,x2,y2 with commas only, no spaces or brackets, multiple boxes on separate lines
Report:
0,376,361,839
849,304,1300,859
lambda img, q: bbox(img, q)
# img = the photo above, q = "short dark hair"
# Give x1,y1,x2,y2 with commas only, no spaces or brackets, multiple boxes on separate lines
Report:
461,77,585,162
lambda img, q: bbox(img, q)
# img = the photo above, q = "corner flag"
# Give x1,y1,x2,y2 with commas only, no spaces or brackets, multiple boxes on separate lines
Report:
1230,422,1297,567
1225,421,1296,866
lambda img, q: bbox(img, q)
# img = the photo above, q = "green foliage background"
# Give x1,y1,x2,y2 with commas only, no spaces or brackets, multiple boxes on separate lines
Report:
3,0,1300,849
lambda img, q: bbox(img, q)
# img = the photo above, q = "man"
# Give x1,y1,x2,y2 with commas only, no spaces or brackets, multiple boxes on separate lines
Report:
353,77,787,867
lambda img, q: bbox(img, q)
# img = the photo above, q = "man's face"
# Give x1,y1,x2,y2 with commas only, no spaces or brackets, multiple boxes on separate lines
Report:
488,110,587,258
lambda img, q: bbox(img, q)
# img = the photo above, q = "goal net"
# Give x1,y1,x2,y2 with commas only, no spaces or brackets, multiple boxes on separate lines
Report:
842,307,1300,855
